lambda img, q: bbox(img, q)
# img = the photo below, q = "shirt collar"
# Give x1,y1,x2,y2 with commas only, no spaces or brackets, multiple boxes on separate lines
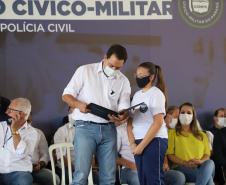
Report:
97,60,104,74
19,121,28,131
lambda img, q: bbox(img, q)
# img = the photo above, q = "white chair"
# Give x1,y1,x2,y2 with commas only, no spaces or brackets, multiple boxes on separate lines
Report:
118,165,128,185
49,143,94,185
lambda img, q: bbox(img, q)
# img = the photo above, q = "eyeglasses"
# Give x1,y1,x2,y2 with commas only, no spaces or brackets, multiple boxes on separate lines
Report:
134,73,151,79
7,107,23,113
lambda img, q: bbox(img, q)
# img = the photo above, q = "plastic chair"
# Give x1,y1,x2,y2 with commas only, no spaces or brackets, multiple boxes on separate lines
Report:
49,143,94,185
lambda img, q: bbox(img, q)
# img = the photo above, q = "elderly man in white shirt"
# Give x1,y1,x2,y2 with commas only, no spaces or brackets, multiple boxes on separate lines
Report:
117,123,140,185
0,98,37,185
27,113,60,185
62,44,131,185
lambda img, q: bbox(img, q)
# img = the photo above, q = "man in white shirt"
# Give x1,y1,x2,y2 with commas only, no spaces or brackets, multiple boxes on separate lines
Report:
62,44,131,185
0,98,37,185
54,107,75,184
27,113,60,185
54,107,99,185
117,124,140,185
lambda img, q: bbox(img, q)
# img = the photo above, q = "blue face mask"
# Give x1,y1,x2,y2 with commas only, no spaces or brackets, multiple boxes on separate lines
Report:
104,65,119,78
6,115,12,125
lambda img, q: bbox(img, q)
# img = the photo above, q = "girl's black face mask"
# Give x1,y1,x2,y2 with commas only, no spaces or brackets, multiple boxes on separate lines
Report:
136,76,150,88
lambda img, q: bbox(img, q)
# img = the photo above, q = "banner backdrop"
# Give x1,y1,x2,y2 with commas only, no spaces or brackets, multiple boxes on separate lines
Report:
0,0,225,142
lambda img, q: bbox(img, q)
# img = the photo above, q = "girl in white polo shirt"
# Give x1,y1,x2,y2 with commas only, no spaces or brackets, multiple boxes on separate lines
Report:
127,62,168,185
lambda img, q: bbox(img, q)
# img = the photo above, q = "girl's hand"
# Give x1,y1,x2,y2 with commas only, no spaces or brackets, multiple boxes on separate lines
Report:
190,158,202,166
132,144,144,155
184,159,198,169
130,143,137,150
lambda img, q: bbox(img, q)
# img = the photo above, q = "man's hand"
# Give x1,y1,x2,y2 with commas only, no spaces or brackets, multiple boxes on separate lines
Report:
77,102,91,114
33,162,41,172
108,110,129,122
11,112,23,132
115,116,129,126
126,162,137,171
72,163,75,172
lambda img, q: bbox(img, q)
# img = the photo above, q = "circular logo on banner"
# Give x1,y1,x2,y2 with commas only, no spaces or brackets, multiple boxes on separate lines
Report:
178,0,223,28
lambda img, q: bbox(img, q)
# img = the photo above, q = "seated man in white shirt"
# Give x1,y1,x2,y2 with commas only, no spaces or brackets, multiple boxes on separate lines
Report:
54,107,76,184
54,107,99,185
0,98,37,185
27,113,60,185
117,123,140,185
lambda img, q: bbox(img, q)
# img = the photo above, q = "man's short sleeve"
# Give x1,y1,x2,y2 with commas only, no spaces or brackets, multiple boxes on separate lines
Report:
62,66,85,98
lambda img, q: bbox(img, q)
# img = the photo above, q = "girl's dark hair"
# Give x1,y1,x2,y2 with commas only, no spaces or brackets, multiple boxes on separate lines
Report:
138,62,168,109
175,102,203,141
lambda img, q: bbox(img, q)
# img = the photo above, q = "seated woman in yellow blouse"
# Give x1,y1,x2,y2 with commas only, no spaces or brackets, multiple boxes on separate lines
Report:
167,102,215,185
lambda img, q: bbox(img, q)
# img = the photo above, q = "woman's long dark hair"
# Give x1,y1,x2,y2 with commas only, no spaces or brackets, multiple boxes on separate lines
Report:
138,62,168,109
175,102,203,141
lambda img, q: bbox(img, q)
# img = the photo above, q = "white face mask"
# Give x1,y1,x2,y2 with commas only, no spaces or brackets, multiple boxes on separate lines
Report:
68,114,75,125
179,114,193,125
169,118,178,129
104,65,119,78
217,118,226,128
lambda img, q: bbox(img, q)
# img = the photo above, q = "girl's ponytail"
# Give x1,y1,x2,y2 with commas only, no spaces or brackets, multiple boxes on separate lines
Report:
155,65,168,109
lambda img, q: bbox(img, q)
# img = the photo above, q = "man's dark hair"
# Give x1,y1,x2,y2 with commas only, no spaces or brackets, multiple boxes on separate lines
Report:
106,44,128,63
214,108,225,117
166,106,178,115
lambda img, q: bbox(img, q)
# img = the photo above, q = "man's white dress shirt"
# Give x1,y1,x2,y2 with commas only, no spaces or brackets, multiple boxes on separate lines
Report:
31,128,49,165
54,122,75,167
63,61,131,123
0,121,37,173
117,124,135,169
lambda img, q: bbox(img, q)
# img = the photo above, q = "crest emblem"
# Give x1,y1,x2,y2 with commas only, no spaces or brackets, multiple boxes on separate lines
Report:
179,0,223,28
189,0,210,13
